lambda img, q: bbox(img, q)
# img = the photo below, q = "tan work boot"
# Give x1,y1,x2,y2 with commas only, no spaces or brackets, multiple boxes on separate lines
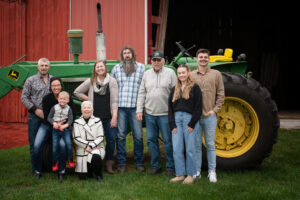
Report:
170,176,185,183
106,160,115,174
183,175,194,184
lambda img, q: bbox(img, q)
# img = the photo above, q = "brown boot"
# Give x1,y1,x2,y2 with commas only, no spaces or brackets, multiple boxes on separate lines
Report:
106,160,115,174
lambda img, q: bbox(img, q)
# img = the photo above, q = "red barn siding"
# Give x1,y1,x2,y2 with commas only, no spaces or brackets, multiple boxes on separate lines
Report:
25,0,70,61
71,0,146,62
0,1,27,122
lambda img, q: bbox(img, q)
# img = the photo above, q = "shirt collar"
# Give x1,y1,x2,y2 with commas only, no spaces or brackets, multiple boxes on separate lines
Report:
196,66,211,75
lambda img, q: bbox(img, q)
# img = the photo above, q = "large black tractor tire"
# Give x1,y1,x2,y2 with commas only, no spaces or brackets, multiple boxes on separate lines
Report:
203,72,279,170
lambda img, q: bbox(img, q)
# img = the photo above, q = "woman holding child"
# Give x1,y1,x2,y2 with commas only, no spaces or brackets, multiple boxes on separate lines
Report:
32,76,75,181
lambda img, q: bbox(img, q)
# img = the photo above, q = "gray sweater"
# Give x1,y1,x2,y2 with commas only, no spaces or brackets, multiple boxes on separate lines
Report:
136,67,177,116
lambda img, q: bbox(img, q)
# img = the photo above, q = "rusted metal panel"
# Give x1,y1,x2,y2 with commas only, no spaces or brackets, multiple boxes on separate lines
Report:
70,0,146,63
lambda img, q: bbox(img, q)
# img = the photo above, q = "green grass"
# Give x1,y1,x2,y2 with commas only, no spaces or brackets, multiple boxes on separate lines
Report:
0,129,300,200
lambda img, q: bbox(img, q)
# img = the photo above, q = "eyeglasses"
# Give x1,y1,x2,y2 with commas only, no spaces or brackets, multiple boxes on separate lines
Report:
152,58,162,62
51,84,61,87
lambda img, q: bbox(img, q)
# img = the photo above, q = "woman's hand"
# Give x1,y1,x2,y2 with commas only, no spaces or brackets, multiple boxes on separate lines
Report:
187,126,194,133
53,122,59,129
172,128,177,134
85,146,92,153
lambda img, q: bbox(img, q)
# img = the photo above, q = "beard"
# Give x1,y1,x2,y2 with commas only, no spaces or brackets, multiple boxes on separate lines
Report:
123,58,135,75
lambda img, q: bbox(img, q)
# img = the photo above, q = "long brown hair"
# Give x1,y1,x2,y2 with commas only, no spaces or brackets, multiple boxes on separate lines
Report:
90,60,108,84
172,64,194,102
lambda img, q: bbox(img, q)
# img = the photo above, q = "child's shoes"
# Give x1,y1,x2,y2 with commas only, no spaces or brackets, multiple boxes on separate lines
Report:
52,161,59,171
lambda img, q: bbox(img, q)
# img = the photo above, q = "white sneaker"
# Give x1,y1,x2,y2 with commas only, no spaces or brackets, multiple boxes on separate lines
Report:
208,171,217,183
193,171,201,179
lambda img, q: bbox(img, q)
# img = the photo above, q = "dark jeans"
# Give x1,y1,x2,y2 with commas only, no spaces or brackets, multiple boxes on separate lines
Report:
33,123,67,173
145,114,174,171
52,128,73,164
102,119,117,161
28,113,43,172
116,107,144,166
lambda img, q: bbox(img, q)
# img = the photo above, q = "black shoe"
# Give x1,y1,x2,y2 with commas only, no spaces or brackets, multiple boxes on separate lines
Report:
96,176,102,182
58,173,64,182
166,170,175,177
136,165,145,172
148,168,162,174
34,171,41,180
118,165,126,173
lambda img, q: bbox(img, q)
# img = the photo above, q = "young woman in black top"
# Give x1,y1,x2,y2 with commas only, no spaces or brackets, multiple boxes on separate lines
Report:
168,64,202,184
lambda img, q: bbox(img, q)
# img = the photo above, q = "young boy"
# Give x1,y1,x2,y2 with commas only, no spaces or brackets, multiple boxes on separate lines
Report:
48,91,74,171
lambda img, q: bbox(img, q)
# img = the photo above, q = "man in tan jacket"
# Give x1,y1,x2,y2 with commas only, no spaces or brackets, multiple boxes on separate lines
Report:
190,49,225,183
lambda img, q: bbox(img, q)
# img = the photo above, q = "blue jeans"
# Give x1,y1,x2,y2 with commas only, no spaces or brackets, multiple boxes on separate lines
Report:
196,114,217,172
116,107,144,166
28,113,42,172
102,119,117,161
52,128,73,166
172,112,198,176
33,123,67,173
145,114,174,170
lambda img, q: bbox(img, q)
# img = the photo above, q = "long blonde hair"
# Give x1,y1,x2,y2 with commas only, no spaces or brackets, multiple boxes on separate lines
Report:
172,64,194,102
90,60,108,84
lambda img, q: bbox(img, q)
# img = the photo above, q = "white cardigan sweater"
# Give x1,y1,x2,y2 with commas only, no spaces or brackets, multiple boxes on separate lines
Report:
72,115,105,173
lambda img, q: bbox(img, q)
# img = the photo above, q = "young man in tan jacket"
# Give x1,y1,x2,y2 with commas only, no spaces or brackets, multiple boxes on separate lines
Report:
190,49,225,183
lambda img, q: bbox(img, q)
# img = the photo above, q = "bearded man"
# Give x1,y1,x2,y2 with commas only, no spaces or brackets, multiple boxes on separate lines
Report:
110,46,145,173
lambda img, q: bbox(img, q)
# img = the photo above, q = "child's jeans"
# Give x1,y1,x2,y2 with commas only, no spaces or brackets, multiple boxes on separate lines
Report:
52,128,73,164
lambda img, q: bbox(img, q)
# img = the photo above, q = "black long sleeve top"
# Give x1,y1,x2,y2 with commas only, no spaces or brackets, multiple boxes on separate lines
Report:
168,84,202,130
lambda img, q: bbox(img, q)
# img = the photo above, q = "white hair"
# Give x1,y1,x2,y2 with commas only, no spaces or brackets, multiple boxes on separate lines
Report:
38,57,50,66
81,101,93,109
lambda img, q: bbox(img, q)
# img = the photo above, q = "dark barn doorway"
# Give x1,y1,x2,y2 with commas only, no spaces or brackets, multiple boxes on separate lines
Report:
161,1,298,111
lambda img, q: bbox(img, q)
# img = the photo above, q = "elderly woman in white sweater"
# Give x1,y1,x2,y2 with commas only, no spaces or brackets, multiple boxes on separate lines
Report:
73,101,105,181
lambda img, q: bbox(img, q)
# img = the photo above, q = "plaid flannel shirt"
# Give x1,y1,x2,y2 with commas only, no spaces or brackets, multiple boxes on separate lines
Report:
110,62,145,108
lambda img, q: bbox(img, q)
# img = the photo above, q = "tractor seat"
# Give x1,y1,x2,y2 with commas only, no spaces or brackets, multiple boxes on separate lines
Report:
209,48,233,62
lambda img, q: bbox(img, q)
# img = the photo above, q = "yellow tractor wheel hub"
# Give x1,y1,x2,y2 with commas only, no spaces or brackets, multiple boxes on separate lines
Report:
206,97,260,158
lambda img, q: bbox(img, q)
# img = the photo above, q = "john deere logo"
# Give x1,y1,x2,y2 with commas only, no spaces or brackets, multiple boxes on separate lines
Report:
8,69,19,81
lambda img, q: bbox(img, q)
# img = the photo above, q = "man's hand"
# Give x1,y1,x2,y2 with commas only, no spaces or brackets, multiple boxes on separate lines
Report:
35,109,44,119
110,116,117,128
203,110,216,117
136,112,143,122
